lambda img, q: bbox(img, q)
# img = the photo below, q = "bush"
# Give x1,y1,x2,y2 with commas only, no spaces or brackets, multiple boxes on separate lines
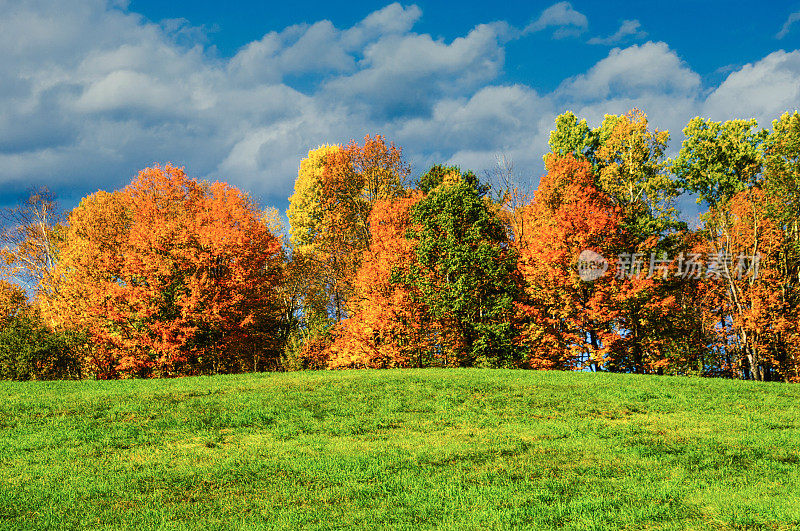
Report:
0,316,86,380
281,329,331,371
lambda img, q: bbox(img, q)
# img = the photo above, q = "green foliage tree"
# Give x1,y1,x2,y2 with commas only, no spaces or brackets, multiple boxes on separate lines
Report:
764,112,800,246
417,164,489,196
401,173,518,367
546,111,599,163
672,117,768,209
0,282,86,380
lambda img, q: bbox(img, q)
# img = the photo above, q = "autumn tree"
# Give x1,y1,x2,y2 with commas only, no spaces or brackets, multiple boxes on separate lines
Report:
46,165,283,378
593,111,686,373
0,190,90,380
674,112,800,380
483,154,533,245
760,118,800,381
287,136,410,325
672,116,767,378
547,109,684,248
327,163,518,369
326,192,437,368
697,189,793,380
548,109,682,238
262,207,335,371
763,111,800,318
288,144,346,328
515,155,625,370
671,113,800,380
543,110,692,373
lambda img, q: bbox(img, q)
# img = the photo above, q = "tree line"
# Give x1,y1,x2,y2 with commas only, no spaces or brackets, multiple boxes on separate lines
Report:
1,109,799,381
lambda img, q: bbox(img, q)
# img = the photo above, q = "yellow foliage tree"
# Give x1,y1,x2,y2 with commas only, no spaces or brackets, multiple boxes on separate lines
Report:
287,136,409,324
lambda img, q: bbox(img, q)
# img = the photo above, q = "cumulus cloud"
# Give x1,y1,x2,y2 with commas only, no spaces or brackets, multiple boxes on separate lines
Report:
0,1,435,205
2,0,800,213
0,1,516,208
341,2,422,47
703,50,800,122
397,85,552,156
525,2,588,38
323,22,511,119
75,70,183,114
228,20,356,84
228,3,423,85
588,20,647,45
559,42,701,101
776,11,800,39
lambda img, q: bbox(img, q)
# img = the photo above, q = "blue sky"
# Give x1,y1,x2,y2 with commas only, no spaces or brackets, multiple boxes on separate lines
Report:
2,0,800,215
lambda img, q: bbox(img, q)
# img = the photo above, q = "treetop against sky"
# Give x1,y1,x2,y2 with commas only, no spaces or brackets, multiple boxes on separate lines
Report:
1,0,799,212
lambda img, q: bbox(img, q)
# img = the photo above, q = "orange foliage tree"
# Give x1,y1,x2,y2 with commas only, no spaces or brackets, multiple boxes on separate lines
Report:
699,188,797,380
544,110,696,374
674,112,800,380
326,192,437,368
46,165,282,378
515,155,625,370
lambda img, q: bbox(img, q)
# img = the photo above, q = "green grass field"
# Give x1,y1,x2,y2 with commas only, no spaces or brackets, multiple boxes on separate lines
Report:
1,369,799,530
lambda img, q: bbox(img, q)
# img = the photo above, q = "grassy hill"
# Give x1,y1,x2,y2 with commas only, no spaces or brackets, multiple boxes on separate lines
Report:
1,369,799,530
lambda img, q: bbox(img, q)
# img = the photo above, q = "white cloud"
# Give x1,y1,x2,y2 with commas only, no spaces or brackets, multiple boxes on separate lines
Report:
341,2,422,47
228,21,355,85
777,11,800,39
397,85,553,158
2,0,799,214
431,89,554,185
588,20,647,45
525,2,588,38
559,42,701,101
0,1,514,205
75,70,182,114
228,3,423,85
703,50,800,123
322,22,511,119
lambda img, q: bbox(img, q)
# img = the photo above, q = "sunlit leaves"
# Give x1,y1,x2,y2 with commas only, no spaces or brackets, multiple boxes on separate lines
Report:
47,165,282,378
672,117,768,208
515,155,624,370
287,136,409,323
